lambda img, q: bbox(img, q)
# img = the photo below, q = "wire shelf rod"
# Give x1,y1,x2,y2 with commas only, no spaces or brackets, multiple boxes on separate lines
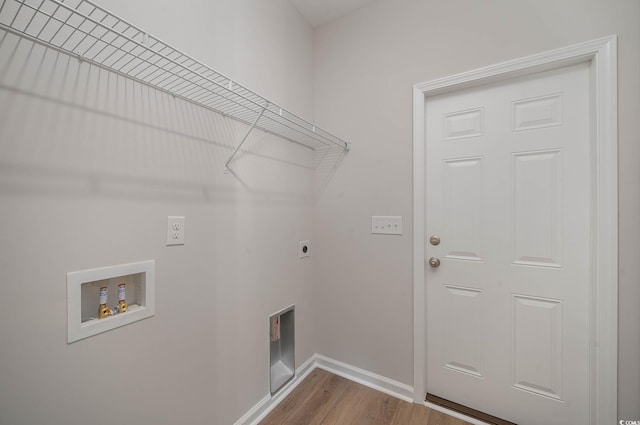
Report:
225,106,267,170
0,22,331,153
13,4,269,121
0,0,350,152
0,0,349,151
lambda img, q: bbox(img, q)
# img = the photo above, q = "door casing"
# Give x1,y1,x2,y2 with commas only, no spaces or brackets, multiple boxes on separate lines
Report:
412,36,618,425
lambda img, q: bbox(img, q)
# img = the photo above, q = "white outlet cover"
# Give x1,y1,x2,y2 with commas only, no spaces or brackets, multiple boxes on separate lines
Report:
299,240,311,258
167,216,185,246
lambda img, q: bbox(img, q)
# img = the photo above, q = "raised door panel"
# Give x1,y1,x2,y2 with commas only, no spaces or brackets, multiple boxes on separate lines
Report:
512,94,563,132
443,285,484,378
512,150,562,268
444,108,484,141
443,157,484,262
512,294,563,400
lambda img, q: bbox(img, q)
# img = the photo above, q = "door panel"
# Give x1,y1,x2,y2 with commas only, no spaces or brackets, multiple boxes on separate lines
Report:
512,294,563,400
512,150,562,267
425,63,590,425
443,157,484,261
512,94,562,132
443,285,484,378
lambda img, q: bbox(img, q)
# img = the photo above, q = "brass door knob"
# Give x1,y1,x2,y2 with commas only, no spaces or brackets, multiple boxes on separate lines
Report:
428,257,441,268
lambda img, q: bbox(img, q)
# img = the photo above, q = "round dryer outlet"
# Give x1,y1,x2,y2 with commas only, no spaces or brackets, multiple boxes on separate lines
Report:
298,240,311,258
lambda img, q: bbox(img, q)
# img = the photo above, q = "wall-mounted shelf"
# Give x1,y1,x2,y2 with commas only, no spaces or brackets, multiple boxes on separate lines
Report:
0,0,350,164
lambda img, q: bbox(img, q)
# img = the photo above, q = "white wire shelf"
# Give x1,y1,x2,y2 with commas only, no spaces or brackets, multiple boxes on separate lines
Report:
0,0,350,157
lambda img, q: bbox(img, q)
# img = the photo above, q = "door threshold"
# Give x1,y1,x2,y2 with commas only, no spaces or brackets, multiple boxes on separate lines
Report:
426,393,517,425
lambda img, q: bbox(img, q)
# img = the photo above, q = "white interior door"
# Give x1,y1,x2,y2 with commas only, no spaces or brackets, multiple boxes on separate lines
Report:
425,62,591,425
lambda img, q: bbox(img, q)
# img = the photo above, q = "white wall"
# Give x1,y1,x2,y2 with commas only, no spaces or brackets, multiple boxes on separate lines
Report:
312,0,640,420
0,1,316,424
99,0,313,117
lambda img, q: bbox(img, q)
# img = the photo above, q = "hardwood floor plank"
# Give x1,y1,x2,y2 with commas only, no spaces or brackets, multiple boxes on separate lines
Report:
260,369,350,425
314,380,366,425
371,393,401,425
259,369,328,425
289,372,352,425
390,401,432,425
320,382,401,425
257,370,474,425
426,409,468,425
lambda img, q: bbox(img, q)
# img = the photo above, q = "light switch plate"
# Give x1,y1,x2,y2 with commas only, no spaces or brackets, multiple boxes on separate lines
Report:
371,216,403,235
167,216,185,246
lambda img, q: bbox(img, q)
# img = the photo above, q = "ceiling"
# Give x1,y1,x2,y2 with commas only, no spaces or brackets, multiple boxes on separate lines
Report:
289,0,378,28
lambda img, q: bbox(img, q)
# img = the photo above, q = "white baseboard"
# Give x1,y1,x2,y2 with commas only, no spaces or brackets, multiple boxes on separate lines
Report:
313,354,414,403
234,353,494,425
233,353,414,425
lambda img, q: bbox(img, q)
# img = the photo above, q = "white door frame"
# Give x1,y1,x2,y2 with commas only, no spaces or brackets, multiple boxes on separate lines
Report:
412,36,618,425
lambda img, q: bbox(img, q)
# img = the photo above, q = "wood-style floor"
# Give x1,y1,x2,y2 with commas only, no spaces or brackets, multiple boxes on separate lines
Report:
259,369,473,425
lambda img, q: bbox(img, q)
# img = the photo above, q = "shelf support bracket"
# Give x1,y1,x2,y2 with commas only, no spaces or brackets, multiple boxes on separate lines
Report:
224,106,267,172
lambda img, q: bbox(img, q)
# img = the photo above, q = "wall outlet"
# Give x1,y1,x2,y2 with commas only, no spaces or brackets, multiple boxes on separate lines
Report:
371,216,403,235
167,216,185,246
299,240,311,258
